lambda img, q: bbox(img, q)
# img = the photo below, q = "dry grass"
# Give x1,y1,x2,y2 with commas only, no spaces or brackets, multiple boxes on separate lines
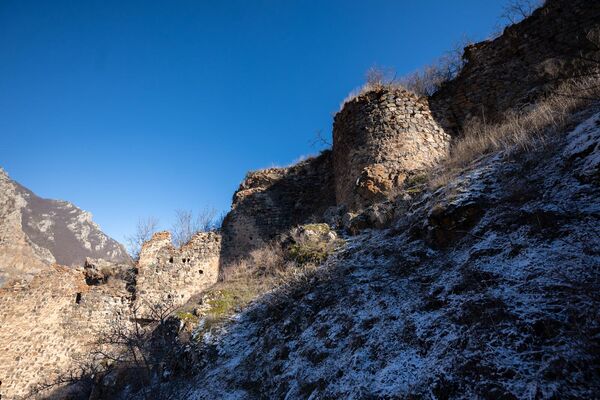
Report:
338,66,407,110
340,38,470,111
429,76,600,189
195,244,322,334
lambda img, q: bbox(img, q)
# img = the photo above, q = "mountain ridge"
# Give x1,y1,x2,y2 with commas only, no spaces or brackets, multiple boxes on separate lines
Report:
0,168,130,285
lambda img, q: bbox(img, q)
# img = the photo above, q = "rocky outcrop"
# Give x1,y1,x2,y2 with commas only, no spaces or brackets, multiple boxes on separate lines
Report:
0,168,130,286
334,88,450,210
135,231,221,316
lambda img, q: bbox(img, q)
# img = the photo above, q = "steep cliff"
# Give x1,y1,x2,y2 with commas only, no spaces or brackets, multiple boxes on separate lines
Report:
0,168,130,285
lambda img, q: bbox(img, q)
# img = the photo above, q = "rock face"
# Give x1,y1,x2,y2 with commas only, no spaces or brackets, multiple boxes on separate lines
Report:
333,88,450,209
0,168,130,285
220,152,335,264
135,231,221,315
430,0,600,131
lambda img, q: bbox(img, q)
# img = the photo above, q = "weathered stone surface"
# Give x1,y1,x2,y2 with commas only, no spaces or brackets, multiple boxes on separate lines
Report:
0,265,130,399
135,231,220,316
220,152,336,264
334,88,451,210
430,0,600,132
0,230,220,398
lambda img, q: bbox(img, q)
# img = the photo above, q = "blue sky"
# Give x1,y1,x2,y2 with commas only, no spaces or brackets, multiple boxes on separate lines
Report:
0,0,506,243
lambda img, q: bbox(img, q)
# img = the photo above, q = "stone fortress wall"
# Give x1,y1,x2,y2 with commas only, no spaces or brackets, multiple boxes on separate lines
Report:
1,0,599,397
220,0,600,252
333,88,451,210
220,151,335,263
430,0,600,132
0,265,130,399
135,231,220,316
0,231,220,399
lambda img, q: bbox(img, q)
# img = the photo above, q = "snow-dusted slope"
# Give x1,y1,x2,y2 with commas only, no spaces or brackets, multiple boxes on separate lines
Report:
0,169,130,285
175,110,600,399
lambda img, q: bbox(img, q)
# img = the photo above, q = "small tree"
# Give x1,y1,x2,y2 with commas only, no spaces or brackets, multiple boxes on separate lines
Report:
500,0,544,25
364,65,395,90
171,208,218,248
399,37,471,96
28,299,190,400
125,216,160,260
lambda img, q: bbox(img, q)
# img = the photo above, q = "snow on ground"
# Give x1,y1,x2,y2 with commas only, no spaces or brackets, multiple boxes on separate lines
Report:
165,111,600,399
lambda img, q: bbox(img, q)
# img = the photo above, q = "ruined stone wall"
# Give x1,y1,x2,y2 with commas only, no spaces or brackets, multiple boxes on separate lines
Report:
0,265,130,399
333,88,450,210
220,152,336,264
134,231,220,315
0,231,220,398
430,0,600,132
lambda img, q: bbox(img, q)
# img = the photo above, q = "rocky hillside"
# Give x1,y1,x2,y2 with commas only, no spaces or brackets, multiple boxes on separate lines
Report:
1,0,598,398
169,106,600,400
0,168,130,285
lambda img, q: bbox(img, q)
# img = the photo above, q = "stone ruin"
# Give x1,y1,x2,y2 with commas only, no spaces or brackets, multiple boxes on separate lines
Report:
0,265,131,398
430,0,600,131
220,88,452,252
2,0,599,396
220,152,335,264
220,0,600,252
333,88,451,210
135,231,220,316
0,231,221,399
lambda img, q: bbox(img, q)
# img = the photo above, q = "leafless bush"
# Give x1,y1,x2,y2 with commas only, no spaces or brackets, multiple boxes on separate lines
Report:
399,37,471,96
339,66,401,109
501,0,545,25
28,300,189,400
364,65,396,90
125,216,159,260
340,38,471,108
171,208,219,248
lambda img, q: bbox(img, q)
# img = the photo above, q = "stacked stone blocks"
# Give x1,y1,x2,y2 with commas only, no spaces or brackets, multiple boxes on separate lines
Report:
333,88,451,210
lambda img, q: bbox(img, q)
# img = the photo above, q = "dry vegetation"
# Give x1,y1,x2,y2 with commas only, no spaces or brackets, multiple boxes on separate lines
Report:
193,226,342,335
339,38,469,109
429,76,600,189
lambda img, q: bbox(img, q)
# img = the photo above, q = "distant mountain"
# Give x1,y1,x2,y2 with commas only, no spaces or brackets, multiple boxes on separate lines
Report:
0,168,130,285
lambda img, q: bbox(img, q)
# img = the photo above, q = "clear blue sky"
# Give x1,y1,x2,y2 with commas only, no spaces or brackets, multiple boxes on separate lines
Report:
0,0,505,243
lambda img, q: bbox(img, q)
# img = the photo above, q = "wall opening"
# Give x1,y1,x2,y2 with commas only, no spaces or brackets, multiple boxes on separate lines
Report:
75,292,82,304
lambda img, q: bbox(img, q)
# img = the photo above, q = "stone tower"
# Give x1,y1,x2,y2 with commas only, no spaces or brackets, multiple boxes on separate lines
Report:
333,87,451,210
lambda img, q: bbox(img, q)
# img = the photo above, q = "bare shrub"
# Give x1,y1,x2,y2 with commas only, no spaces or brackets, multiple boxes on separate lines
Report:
125,216,159,260
28,300,189,400
171,208,218,248
340,37,471,109
429,76,600,189
501,0,545,25
399,37,471,96
204,232,340,334
339,66,402,109
365,65,396,90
